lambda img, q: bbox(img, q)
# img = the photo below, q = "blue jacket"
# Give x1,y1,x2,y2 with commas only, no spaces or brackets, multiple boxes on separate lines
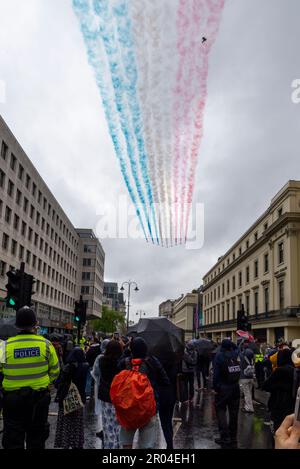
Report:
213,346,239,391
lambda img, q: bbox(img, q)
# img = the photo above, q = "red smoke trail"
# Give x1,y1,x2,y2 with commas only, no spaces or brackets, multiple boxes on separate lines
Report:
184,0,225,242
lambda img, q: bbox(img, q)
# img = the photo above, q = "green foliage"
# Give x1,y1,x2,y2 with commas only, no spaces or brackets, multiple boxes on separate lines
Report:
90,305,125,334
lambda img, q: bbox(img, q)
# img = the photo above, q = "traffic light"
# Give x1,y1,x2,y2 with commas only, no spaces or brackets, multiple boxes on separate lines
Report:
74,301,82,323
5,269,21,309
5,267,36,310
237,310,249,331
74,298,86,325
21,273,35,308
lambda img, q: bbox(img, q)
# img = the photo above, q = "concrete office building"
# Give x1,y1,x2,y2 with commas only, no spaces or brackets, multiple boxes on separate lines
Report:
200,181,300,344
77,229,105,320
103,282,126,313
0,115,104,333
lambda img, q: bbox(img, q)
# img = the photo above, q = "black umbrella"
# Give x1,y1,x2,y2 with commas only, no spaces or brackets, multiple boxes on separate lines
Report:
0,318,17,339
49,333,64,342
193,338,216,355
131,317,185,367
127,324,138,338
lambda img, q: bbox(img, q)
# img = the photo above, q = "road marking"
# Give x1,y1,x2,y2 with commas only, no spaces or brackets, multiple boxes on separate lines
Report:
48,412,58,416
172,419,182,438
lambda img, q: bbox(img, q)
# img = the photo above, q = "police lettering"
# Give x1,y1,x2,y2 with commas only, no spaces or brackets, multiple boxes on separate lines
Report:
14,347,41,359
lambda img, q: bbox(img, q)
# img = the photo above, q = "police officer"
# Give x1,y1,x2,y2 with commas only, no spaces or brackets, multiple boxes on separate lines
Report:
0,306,60,449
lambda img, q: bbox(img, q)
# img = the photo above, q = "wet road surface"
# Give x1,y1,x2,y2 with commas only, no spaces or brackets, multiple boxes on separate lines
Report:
44,386,273,449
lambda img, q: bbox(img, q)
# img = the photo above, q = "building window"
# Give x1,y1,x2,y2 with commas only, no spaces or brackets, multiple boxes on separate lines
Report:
227,279,230,294
222,283,225,297
82,272,91,280
246,240,249,249
17,163,24,180
26,250,31,264
19,245,24,260
278,242,284,264
28,227,33,242
21,221,26,236
246,294,250,313
264,287,269,313
7,180,14,197
11,239,17,256
38,190,42,204
32,255,36,268
16,189,22,205
84,244,96,253
278,207,283,217
32,182,37,198
25,174,31,190
232,275,235,291
23,197,28,213
10,154,17,171
279,280,284,309
264,253,269,273
2,233,9,250
254,232,258,242
30,205,35,219
246,266,250,283
34,233,39,246
1,141,8,160
254,259,259,278
232,299,236,318
0,169,5,188
264,222,268,231
254,291,259,316
239,271,242,288
36,211,40,226
13,214,20,231
83,258,92,266
239,247,242,256
5,206,12,224
0,261,6,277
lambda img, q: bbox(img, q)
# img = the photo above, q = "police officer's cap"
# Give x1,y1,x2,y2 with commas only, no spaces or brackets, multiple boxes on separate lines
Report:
15,306,37,330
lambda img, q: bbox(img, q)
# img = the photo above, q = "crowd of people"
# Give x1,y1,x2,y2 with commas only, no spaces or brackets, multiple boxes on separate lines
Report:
0,306,300,450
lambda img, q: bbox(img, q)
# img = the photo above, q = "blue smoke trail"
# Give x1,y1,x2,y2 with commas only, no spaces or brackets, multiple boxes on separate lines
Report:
73,0,149,241
93,0,156,244
111,0,160,244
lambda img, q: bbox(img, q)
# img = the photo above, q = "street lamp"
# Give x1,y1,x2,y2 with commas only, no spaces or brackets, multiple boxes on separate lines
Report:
120,280,139,330
136,310,146,321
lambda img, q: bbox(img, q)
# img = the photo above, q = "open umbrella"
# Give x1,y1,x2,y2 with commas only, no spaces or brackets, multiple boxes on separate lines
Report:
193,338,216,355
131,317,185,367
236,330,254,341
0,318,17,339
49,332,64,342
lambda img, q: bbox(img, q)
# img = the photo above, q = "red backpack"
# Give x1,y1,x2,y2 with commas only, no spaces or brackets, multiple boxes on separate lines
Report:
110,358,156,430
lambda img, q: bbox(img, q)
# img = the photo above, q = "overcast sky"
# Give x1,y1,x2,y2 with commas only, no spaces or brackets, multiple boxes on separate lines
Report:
0,0,300,323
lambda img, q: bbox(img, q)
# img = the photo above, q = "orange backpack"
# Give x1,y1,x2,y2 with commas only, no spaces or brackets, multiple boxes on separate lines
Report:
110,358,156,430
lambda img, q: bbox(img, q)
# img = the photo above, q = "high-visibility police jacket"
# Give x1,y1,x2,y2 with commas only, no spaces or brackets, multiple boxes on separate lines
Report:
255,354,264,363
0,333,60,392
